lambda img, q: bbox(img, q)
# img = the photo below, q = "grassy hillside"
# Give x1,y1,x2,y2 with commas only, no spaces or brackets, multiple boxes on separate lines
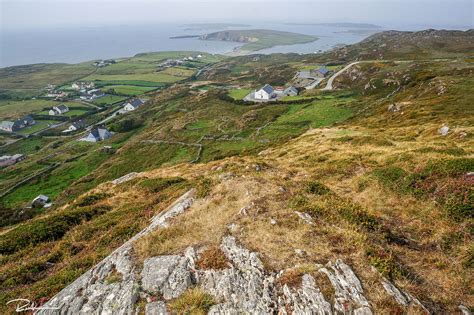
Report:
0,30,473,313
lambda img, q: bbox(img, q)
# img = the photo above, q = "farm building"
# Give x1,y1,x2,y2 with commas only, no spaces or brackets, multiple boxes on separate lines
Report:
255,84,275,100
310,67,330,78
81,127,112,142
63,120,86,133
32,194,50,208
49,104,69,116
283,86,299,96
0,115,36,132
123,98,145,111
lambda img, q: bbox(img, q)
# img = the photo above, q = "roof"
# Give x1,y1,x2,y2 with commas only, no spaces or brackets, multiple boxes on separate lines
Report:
317,67,329,75
34,194,49,202
21,115,35,123
261,84,274,94
126,98,144,109
0,121,15,129
89,127,110,140
72,120,86,129
56,104,69,111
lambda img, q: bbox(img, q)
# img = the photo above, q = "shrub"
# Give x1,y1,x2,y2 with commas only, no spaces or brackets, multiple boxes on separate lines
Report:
195,177,213,199
168,288,215,315
196,246,228,270
109,117,144,133
76,192,110,207
305,180,332,195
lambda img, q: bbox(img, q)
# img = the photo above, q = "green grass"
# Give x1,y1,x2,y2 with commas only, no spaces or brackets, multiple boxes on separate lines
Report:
92,95,128,106
16,120,59,135
102,85,156,96
85,72,188,84
0,100,59,120
228,88,252,100
259,99,353,140
1,150,110,207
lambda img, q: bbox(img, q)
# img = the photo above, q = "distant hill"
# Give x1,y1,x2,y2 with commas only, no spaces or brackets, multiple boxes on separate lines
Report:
286,22,382,29
200,29,318,52
327,29,474,60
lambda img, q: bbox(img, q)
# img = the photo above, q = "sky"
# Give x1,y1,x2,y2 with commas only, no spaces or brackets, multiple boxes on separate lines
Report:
1,0,473,31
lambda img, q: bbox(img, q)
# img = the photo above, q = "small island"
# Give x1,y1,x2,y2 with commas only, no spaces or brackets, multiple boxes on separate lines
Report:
199,29,318,52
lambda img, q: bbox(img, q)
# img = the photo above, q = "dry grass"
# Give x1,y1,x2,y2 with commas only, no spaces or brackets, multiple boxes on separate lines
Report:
167,288,215,315
196,246,229,270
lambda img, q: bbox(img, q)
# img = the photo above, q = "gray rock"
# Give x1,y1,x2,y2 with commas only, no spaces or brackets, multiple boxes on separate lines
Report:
459,305,472,315
319,260,372,315
381,279,429,313
439,126,449,136
200,236,277,314
37,190,196,315
141,255,194,300
279,274,332,315
295,211,314,225
145,301,168,315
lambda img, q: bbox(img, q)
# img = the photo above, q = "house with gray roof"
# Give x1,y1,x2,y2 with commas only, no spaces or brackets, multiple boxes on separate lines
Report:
49,104,69,116
310,66,330,78
80,126,112,142
0,115,35,132
283,86,299,97
123,98,145,111
255,84,275,100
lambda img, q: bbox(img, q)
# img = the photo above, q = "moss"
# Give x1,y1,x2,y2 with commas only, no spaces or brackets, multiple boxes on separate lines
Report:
168,288,215,315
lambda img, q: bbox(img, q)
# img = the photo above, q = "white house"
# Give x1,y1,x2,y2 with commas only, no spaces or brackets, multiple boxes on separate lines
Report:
123,98,145,112
81,127,112,142
255,84,275,100
49,104,69,116
63,120,86,133
32,194,50,208
0,154,25,167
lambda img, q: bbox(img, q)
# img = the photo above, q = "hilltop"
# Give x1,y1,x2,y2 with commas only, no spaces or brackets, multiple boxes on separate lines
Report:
0,29,473,314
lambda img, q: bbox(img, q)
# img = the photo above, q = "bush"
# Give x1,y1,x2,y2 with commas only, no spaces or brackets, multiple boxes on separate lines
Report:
76,192,110,207
0,205,111,255
305,180,332,195
109,117,144,133
196,247,228,270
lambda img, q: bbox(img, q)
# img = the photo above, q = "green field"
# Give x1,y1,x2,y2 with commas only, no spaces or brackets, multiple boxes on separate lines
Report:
0,100,60,120
16,120,59,135
92,95,128,106
228,88,252,100
37,108,91,117
103,85,157,96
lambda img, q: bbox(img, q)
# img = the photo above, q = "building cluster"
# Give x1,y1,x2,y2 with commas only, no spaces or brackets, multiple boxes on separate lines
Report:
93,59,116,68
0,115,36,133
44,84,68,100
243,84,299,102
294,66,332,89
72,81,105,102
157,54,203,69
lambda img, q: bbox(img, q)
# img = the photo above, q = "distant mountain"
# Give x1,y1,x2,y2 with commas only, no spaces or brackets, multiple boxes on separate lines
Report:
286,22,382,29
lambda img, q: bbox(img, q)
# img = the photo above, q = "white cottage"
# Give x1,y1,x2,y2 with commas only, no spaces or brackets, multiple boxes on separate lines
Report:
123,99,145,112
255,84,275,100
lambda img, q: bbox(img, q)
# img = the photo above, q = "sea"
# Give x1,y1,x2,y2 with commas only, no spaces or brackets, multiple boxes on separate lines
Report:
0,22,467,68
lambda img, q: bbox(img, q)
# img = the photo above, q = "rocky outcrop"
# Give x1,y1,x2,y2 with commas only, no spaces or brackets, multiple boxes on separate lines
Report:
38,193,434,315
38,189,196,315
279,274,332,315
320,260,372,315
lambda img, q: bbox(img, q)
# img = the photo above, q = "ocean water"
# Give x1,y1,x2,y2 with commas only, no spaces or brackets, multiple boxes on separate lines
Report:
0,22,377,68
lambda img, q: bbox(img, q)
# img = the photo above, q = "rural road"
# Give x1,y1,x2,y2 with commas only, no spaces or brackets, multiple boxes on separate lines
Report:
321,61,361,91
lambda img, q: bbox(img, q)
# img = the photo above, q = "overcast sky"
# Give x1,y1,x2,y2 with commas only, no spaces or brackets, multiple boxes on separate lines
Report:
1,0,473,31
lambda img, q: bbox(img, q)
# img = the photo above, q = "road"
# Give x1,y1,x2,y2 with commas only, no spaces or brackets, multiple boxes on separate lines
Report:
321,61,361,91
